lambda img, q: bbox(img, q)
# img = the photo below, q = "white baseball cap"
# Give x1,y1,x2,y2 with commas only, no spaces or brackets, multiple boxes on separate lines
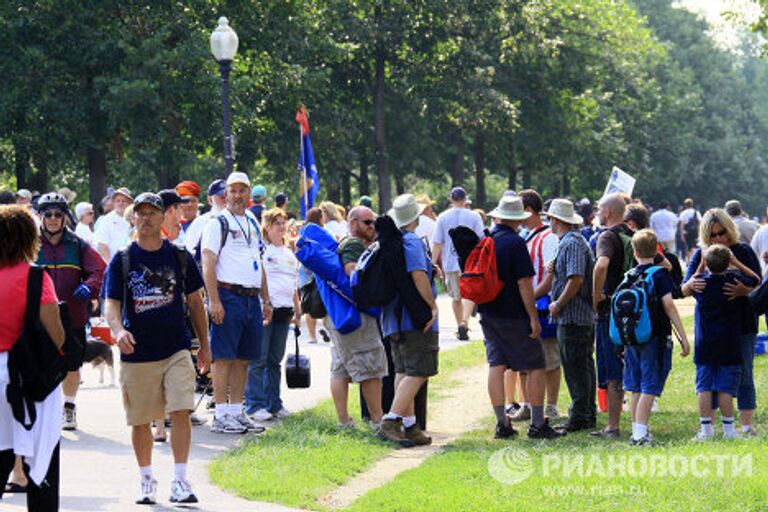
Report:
226,172,251,188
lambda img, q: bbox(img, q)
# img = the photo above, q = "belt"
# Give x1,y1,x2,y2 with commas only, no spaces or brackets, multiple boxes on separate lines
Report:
218,282,260,297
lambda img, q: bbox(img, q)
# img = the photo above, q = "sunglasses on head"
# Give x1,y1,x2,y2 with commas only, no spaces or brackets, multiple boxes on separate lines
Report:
43,211,64,219
711,229,726,238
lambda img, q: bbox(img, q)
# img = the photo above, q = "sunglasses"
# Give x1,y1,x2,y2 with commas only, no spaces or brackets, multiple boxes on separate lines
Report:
711,229,727,238
361,219,375,226
43,211,64,219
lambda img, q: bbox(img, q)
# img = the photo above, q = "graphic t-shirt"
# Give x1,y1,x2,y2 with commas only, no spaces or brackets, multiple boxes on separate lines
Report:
105,240,204,362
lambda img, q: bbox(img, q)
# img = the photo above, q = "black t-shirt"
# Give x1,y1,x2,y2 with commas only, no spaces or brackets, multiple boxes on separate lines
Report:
595,223,634,318
478,224,535,320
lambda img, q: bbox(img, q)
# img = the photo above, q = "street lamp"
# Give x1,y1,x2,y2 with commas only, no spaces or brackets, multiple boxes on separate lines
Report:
210,17,239,175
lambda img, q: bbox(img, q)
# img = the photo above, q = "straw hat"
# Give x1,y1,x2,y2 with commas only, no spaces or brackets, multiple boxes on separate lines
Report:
388,194,426,228
415,193,436,206
488,195,530,221
545,198,583,225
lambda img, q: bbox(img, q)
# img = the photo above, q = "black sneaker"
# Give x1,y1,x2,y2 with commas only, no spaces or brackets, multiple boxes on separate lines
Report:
555,420,596,433
495,422,518,439
528,421,567,440
457,324,469,341
319,328,330,343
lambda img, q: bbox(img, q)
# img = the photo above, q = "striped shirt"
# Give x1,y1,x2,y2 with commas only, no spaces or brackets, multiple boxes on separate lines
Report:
525,223,558,287
551,230,595,326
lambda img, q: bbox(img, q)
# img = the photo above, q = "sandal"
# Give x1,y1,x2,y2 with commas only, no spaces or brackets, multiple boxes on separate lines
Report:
4,482,28,493
153,435,167,443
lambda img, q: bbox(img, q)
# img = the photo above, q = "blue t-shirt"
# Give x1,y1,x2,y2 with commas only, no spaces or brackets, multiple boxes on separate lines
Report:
248,204,265,222
635,263,675,337
382,231,439,337
693,271,758,366
684,243,760,334
478,224,535,320
105,240,204,363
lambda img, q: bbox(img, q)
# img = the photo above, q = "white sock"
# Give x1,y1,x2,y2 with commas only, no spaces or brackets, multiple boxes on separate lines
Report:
402,416,417,428
722,417,736,435
215,403,229,419
139,466,153,479
174,463,187,481
382,412,400,421
699,417,714,436
521,402,530,409
228,403,243,417
63,395,76,405
632,422,648,440
742,424,753,433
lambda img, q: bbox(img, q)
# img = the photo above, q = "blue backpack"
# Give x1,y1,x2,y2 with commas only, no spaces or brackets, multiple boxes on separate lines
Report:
609,266,663,346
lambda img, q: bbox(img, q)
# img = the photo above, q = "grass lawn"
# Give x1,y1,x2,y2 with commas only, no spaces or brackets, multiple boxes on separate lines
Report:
346,324,768,511
210,340,487,509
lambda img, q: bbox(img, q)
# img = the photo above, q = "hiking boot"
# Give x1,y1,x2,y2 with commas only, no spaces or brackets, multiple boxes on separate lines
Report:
136,475,157,505
62,402,77,431
528,420,567,440
249,408,274,422
235,412,266,434
376,418,414,448
589,427,621,439
504,402,522,416
544,404,560,420
169,478,198,504
405,424,432,446
457,324,469,341
629,434,654,446
495,422,518,439
211,413,247,434
508,405,531,422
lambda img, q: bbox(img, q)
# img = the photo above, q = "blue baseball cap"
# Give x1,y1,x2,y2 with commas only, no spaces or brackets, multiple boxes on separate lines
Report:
207,179,226,197
251,184,267,200
450,186,467,201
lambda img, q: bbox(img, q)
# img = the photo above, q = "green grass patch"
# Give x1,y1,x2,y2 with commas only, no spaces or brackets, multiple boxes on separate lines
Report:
210,340,487,509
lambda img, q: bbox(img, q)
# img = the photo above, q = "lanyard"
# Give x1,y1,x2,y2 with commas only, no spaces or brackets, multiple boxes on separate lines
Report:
231,213,253,247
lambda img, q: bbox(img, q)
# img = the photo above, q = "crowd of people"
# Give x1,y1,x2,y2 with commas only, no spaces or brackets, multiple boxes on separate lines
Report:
0,178,765,509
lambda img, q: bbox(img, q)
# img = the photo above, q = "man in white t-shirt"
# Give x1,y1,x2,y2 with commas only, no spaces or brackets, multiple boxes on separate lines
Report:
678,198,701,260
751,205,768,275
94,187,133,262
649,201,678,253
432,186,484,340
184,179,227,256
202,172,272,435
414,194,437,245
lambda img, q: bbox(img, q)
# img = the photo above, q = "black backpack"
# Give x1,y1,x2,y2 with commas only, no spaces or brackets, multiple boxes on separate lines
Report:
6,266,71,430
684,213,700,240
351,221,397,309
299,276,327,319
448,225,481,272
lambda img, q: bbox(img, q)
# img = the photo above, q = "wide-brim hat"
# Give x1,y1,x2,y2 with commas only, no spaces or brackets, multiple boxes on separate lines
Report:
488,195,530,221
415,193,437,206
545,198,583,225
112,187,133,201
388,194,427,228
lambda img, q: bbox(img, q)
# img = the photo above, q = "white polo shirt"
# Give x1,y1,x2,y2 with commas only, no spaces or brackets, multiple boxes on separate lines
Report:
93,210,130,261
201,209,263,287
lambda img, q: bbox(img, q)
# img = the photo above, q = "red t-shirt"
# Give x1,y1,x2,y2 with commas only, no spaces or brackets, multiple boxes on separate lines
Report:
0,262,58,352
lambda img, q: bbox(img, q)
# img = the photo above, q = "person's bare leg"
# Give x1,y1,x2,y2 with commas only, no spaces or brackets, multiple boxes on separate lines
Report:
8,456,27,487
306,315,317,340
461,299,474,327
451,299,463,328
330,377,351,424
504,370,518,405
519,372,529,404
545,367,561,406
227,360,249,404
606,380,623,431
488,365,506,406
169,411,191,464
629,392,640,423
360,378,384,424
740,409,754,428
634,394,655,426
132,424,153,467
390,374,426,417
526,369,545,407
62,370,80,398
212,361,232,404
698,391,713,419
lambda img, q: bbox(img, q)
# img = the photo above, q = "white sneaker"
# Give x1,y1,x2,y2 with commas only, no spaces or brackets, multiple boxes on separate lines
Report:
723,430,740,440
235,412,266,434
250,408,274,422
544,404,560,419
693,431,714,441
62,403,77,431
211,413,247,434
274,407,292,419
169,478,198,503
136,476,157,505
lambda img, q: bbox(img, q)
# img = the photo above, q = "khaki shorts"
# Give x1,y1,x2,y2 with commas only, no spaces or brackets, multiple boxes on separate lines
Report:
541,337,561,370
119,349,196,426
389,330,440,377
329,314,388,382
445,271,462,301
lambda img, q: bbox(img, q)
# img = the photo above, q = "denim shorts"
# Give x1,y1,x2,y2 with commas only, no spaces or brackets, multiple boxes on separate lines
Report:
210,287,263,360
596,317,623,387
623,336,672,397
696,364,741,396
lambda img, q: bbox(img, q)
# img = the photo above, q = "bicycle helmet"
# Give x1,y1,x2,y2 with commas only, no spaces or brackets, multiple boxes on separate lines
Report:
36,192,69,213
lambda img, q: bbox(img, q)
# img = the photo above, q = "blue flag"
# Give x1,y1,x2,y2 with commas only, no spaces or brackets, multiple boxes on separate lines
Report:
297,107,319,219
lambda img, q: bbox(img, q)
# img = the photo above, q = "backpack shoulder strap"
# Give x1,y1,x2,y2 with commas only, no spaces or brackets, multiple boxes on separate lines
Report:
216,214,229,255
120,245,132,311
173,244,188,290
26,265,44,325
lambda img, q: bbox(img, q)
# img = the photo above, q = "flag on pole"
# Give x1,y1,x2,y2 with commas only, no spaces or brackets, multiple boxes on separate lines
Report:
296,106,319,219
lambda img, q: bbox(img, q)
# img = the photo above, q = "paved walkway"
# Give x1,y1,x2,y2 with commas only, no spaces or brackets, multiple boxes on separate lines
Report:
2,295,478,511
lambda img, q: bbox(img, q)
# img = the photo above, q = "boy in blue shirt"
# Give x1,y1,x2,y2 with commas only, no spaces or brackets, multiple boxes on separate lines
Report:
624,229,690,445
692,244,759,440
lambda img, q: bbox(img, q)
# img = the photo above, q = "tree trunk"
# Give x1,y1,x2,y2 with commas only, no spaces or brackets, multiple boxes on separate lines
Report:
359,147,370,196
508,139,517,191
562,173,571,197
523,165,531,189
473,132,486,209
374,4,391,211
451,129,464,187
87,146,107,205
395,175,405,195
29,154,48,193
341,168,351,208
327,177,341,204
13,140,30,189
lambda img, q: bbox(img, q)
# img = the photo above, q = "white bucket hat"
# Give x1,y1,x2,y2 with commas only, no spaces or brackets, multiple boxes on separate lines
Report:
545,198,583,225
388,194,426,228
488,195,530,221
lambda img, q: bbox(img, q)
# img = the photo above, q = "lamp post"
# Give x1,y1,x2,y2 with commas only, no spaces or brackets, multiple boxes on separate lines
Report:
210,17,239,175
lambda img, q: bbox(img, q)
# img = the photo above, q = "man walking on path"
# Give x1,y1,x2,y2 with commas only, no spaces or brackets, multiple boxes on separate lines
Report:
725,200,759,244
479,195,564,440
327,206,388,428
94,187,133,262
432,186,484,341
104,192,211,505
202,172,272,434
35,193,105,431
591,193,632,439
543,199,596,433
649,201,678,253
377,194,439,447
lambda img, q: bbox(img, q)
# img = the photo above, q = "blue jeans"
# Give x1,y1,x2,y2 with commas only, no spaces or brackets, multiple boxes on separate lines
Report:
244,321,291,414
737,332,757,410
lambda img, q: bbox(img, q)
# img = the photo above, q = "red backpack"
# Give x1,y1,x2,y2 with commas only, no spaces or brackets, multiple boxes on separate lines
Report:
459,233,504,304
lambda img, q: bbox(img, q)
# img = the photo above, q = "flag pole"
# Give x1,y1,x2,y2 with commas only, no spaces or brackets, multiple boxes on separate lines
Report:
300,123,308,218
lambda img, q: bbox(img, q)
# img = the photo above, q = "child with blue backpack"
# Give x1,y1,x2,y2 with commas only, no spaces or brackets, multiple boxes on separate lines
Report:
691,244,759,440
620,229,690,445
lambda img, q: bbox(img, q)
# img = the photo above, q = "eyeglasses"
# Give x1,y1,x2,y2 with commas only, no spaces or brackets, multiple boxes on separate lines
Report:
711,229,727,238
43,211,64,219
361,219,375,226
